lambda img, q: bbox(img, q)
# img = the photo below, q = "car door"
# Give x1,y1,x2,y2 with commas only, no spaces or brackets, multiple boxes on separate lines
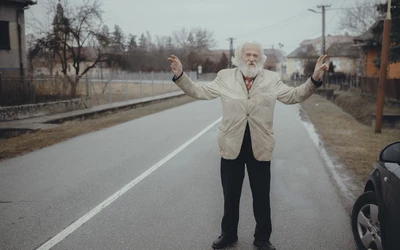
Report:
383,167,400,250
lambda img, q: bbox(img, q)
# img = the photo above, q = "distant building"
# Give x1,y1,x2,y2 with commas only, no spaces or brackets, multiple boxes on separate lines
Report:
325,42,360,75
354,21,400,79
0,0,36,77
287,34,357,77
286,44,319,77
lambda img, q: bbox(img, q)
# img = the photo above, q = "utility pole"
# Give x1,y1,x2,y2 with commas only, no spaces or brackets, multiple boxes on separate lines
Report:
227,37,235,68
375,0,392,133
317,4,331,55
278,43,284,80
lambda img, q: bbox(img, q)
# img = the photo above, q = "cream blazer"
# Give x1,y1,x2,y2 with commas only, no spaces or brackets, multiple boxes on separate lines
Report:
174,68,318,161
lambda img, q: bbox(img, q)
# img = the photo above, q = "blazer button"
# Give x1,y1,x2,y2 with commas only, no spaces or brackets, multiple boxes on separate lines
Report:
248,97,250,99
247,114,249,116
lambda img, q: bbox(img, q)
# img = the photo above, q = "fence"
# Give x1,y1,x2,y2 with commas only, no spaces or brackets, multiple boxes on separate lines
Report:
292,74,400,100
12,72,395,107
358,77,400,100
0,71,219,107
0,76,87,107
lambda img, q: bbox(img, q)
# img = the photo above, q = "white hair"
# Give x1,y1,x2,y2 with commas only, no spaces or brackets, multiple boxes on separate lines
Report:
231,41,267,67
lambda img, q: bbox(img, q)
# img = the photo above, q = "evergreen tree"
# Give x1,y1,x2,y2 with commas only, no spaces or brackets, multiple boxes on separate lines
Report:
139,33,147,50
127,34,137,52
202,58,215,73
215,52,229,72
111,25,125,53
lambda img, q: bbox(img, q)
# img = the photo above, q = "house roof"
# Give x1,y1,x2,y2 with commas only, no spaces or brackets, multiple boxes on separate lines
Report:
326,42,360,58
263,48,286,62
300,34,354,46
3,0,37,6
353,20,382,47
287,44,319,59
288,33,359,59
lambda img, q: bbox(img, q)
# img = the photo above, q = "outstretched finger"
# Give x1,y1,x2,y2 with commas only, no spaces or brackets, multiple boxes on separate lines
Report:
319,63,328,71
174,56,182,64
318,54,327,63
168,55,177,62
169,55,180,61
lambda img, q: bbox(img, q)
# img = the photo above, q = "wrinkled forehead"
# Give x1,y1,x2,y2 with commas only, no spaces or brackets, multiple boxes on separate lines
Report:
242,43,261,55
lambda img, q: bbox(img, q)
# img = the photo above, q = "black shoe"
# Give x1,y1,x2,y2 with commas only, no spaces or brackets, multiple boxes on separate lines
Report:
212,235,238,249
253,240,276,250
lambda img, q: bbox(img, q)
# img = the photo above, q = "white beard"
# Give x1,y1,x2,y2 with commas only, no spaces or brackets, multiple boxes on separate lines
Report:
238,61,263,78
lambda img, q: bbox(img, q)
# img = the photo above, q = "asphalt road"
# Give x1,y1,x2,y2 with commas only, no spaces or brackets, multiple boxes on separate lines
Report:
0,99,356,250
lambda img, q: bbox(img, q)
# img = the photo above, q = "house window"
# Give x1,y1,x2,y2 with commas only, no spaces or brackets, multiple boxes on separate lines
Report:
0,21,11,50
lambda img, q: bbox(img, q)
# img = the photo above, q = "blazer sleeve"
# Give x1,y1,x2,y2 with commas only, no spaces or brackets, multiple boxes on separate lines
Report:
275,77,318,104
173,72,221,100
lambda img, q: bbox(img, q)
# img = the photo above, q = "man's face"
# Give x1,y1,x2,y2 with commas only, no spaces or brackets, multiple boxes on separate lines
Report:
241,44,260,68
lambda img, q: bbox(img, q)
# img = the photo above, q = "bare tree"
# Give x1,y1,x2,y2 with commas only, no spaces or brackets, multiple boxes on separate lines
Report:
32,0,112,97
172,27,216,53
336,0,383,35
172,27,191,52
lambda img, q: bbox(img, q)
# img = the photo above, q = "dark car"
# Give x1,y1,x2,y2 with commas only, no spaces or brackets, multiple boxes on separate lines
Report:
351,141,400,250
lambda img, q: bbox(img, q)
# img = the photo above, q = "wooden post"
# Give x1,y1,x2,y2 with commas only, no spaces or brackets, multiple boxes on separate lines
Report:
375,0,392,133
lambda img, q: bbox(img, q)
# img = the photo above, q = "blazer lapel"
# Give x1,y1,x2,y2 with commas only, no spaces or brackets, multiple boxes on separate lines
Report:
235,69,248,94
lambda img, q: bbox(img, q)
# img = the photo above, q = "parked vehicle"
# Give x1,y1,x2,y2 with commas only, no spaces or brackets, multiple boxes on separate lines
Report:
351,141,400,250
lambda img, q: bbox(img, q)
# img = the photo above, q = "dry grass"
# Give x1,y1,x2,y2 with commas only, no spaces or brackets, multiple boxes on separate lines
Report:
333,89,400,126
0,95,195,161
300,93,400,183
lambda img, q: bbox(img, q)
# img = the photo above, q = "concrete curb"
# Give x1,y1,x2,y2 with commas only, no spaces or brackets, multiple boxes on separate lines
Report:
0,91,185,136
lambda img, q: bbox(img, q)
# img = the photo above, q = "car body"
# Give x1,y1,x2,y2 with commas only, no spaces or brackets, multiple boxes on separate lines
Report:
351,141,400,250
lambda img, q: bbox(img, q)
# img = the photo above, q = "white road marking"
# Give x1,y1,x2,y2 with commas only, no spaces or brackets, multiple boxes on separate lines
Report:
37,117,222,250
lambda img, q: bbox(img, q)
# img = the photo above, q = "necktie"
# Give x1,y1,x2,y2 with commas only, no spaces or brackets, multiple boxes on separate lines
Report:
245,77,253,91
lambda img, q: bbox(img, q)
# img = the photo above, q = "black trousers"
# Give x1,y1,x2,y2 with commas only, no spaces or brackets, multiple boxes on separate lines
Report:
220,123,272,241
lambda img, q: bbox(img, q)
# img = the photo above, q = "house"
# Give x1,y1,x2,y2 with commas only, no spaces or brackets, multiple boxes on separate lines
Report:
0,0,36,77
325,42,361,75
287,34,356,77
263,48,287,79
353,21,400,79
287,44,319,77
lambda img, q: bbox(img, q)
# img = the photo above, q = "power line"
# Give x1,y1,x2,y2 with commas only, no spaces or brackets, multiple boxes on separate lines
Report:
227,37,235,68
326,0,347,27
316,4,331,54
233,10,309,38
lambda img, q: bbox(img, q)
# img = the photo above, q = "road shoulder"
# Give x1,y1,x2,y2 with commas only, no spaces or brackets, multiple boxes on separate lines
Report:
300,93,399,213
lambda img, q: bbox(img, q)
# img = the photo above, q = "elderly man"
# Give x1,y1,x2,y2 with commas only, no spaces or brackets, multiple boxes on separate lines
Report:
168,41,328,250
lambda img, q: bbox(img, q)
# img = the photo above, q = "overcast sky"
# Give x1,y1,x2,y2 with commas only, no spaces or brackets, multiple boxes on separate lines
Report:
25,0,381,55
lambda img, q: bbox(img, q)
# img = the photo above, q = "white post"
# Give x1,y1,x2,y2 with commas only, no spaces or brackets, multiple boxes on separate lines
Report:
162,71,164,93
139,71,142,96
89,74,92,107
152,71,154,95
109,72,112,103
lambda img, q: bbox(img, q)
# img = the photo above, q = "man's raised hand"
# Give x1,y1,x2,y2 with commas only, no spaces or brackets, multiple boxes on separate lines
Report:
312,54,329,81
168,55,183,77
